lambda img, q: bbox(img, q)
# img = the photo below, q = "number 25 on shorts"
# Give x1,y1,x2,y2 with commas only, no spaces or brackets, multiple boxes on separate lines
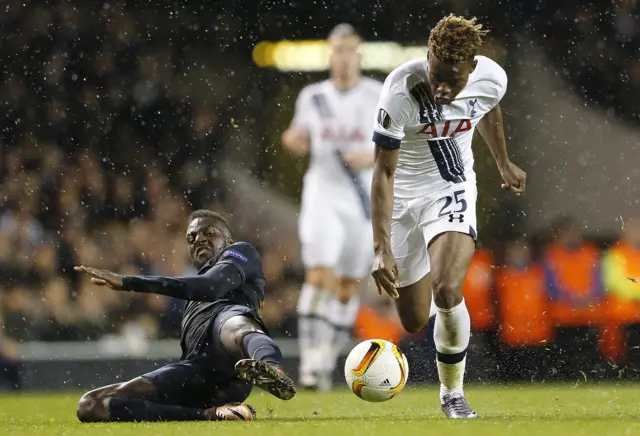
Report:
438,189,467,217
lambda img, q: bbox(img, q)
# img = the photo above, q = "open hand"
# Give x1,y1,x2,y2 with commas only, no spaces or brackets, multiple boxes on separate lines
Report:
371,251,399,299
74,266,124,290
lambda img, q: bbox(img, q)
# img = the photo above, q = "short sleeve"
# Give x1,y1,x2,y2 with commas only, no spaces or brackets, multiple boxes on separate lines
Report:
372,81,413,150
290,87,314,133
218,242,262,282
482,60,508,110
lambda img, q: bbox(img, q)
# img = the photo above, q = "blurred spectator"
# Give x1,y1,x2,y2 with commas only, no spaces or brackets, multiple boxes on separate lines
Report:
601,217,640,364
497,238,552,380
602,216,640,345
261,279,299,338
0,1,272,345
497,238,552,348
543,217,603,327
354,296,405,345
462,247,496,332
602,217,640,304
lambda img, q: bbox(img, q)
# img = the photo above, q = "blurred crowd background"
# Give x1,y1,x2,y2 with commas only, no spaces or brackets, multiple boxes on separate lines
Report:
1,0,640,388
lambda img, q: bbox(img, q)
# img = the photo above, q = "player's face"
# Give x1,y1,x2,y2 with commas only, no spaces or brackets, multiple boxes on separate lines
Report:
329,35,361,80
427,53,476,105
186,217,230,269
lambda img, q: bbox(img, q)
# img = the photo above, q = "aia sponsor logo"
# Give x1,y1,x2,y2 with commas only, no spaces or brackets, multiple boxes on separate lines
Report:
418,120,471,138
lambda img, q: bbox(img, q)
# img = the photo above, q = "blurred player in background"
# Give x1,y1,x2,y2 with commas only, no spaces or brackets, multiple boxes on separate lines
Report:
370,15,526,418
282,24,382,390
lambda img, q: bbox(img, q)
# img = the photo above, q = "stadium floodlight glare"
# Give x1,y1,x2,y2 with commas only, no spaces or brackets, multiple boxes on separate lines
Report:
252,40,428,72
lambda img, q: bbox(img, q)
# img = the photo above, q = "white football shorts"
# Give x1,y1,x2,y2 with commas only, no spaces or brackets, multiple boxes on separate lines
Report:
298,190,373,280
390,181,478,287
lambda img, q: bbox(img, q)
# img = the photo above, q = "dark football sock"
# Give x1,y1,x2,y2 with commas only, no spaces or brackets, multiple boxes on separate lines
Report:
108,396,207,422
242,332,282,365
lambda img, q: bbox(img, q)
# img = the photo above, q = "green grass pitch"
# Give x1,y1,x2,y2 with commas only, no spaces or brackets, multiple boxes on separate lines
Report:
1,384,638,435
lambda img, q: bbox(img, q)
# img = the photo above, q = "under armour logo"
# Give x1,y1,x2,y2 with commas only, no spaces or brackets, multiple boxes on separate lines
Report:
469,99,478,118
448,214,464,223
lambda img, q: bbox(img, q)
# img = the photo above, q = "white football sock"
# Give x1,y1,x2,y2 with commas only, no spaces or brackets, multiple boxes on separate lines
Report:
429,296,438,318
323,295,360,374
433,299,471,403
314,296,334,358
297,283,330,384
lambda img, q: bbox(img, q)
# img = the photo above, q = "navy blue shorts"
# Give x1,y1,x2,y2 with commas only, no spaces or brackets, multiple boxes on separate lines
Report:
142,359,252,408
142,304,261,408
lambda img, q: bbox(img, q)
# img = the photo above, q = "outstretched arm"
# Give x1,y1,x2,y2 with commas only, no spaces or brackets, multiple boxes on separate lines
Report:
121,262,244,302
75,243,261,302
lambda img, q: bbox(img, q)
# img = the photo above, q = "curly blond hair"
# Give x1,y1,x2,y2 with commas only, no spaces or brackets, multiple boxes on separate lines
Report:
428,14,489,63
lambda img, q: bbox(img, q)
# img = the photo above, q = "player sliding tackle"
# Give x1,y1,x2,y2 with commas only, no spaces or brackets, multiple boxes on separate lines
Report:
370,15,526,418
74,210,295,422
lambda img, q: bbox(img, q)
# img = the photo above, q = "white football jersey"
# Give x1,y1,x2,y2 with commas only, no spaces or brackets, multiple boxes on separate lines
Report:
292,77,383,215
372,55,507,198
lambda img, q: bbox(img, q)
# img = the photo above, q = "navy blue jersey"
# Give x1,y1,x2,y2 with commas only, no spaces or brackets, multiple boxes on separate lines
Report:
180,243,265,355
122,242,266,358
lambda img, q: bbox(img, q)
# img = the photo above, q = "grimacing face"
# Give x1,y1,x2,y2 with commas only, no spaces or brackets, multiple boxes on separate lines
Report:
186,217,232,269
427,52,476,105
329,34,361,81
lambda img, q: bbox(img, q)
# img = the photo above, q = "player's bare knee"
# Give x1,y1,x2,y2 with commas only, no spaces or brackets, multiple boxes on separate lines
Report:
335,292,351,305
336,280,358,304
431,277,463,309
220,315,264,357
399,319,423,333
77,390,108,423
398,312,429,333
305,267,334,290
396,302,429,333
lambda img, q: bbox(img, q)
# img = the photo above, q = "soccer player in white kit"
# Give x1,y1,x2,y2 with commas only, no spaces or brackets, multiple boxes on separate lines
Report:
281,24,383,390
370,15,526,418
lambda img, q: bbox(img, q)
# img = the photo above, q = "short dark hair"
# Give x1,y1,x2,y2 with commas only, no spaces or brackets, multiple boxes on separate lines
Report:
428,14,488,63
188,209,232,234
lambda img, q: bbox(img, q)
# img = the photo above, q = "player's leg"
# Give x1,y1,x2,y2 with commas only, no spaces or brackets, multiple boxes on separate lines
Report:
77,364,255,422
422,184,479,418
427,231,476,418
314,216,373,390
321,277,363,390
389,197,434,333
395,276,434,332
297,201,342,388
297,266,334,388
329,277,361,357
215,308,296,400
